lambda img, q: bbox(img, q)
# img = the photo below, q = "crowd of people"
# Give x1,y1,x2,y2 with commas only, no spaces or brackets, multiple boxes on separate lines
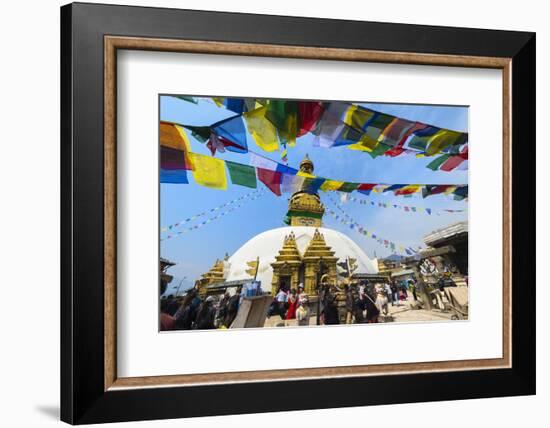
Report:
160,278,426,330
160,287,243,331
267,279,418,326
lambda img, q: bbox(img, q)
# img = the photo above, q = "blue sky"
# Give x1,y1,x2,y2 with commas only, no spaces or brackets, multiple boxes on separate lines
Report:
160,96,468,295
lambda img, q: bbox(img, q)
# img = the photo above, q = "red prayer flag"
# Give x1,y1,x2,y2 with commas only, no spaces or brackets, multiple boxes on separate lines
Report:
357,183,376,191
440,145,468,171
384,122,427,157
256,167,282,196
297,101,325,137
161,146,193,171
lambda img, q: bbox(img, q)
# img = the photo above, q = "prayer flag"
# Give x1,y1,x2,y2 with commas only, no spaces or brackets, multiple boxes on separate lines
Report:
298,101,325,136
378,118,416,147
184,125,211,143
395,185,421,195
189,153,228,190
257,167,282,196
160,121,192,152
173,96,198,104
160,169,188,184
384,122,427,157
321,179,345,191
440,145,468,171
338,182,360,193
249,152,278,171
276,163,298,175
406,125,440,151
160,146,193,171
357,183,376,195
425,130,467,155
226,161,257,188
367,142,393,158
265,100,298,146
426,154,451,171
243,106,279,152
224,98,246,114
363,112,395,143
206,133,227,156
344,105,376,131
313,103,349,148
422,185,450,198
281,173,305,193
453,185,469,200
383,184,406,192
211,115,248,153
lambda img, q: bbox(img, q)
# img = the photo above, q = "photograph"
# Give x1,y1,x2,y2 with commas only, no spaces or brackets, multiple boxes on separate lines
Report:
159,95,469,331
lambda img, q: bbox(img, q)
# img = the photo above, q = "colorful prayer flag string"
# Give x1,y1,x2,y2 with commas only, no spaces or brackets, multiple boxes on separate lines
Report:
161,189,262,232
161,97,469,171
345,195,466,216
161,189,266,241
324,194,421,256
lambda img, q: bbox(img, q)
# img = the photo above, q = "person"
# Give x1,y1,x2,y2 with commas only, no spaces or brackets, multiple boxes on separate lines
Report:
223,292,240,328
194,296,216,329
174,290,200,330
345,284,355,324
297,284,307,305
384,282,393,307
410,279,418,301
363,289,380,323
160,312,176,331
322,287,340,325
275,287,288,318
216,292,230,326
296,296,310,326
390,281,399,306
165,296,181,316
375,283,389,316
285,289,298,320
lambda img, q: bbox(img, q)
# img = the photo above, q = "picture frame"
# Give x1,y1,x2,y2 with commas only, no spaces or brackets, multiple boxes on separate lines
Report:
61,2,535,424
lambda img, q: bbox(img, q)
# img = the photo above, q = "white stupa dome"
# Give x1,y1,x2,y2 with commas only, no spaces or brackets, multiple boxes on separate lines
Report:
226,226,378,292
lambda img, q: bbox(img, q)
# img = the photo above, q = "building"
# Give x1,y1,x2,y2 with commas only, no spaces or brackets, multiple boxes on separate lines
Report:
196,155,378,297
423,221,468,276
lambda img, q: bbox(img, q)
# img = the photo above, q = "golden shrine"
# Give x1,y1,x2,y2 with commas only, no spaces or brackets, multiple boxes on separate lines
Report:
269,156,338,296
195,256,226,295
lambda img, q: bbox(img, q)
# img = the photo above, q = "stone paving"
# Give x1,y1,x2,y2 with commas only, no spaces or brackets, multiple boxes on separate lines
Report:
263,295,457,328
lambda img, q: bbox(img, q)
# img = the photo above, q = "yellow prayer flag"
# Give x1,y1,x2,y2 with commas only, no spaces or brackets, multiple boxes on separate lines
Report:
160,122,192,152
444,186,457,195
347,133,378,152
297,171,316,179
425,130,462,155
212,97,225,108
190,153,227,190
243,106,279,152
320,179,344,191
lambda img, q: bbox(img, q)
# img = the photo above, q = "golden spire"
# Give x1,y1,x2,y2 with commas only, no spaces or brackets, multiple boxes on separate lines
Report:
299,153,314,174
285,155,325,227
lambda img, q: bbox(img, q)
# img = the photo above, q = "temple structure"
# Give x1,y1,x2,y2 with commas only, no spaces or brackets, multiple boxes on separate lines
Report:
195,155,379,297
194,256,227,295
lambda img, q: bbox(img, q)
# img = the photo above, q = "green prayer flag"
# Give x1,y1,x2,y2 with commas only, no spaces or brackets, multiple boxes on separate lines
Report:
367,142,392,159
226,161,257,188
184,125,211,143
339,182,360,193
265,100,298,146
173,96,198,104
426,154,451,171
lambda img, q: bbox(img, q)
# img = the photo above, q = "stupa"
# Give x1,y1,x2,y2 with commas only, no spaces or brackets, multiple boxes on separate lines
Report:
221,155,378,296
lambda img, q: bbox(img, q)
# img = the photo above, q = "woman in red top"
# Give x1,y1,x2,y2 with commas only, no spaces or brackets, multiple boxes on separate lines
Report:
285,289,298,320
